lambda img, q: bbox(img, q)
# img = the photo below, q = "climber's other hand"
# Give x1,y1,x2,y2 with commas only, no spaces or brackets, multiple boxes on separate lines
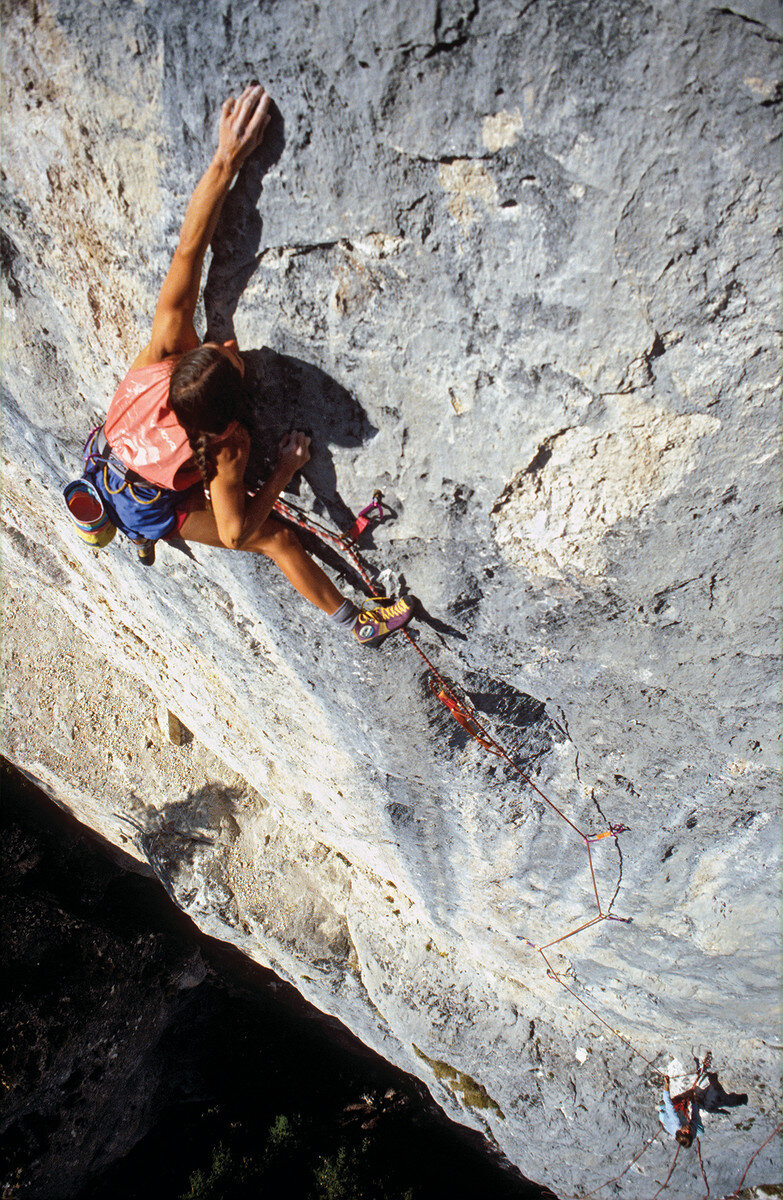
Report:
276,430,311,479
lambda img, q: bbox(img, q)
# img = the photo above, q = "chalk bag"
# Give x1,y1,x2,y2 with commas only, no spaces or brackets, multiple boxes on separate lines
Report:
63,478,117,548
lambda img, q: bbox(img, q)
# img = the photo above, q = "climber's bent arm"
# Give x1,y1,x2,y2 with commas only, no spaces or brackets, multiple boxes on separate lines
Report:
210,431,312,551
132,85,271,370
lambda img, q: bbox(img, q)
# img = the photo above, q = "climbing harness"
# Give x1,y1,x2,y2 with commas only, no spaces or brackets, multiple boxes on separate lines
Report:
64,425,191,545
83,427,165,506
100,481,771,1200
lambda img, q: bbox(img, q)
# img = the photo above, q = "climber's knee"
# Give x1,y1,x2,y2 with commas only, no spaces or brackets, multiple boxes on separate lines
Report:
252,519,301,561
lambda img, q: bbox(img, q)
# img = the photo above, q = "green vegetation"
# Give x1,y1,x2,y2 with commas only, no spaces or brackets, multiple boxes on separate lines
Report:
180,1111,414,1200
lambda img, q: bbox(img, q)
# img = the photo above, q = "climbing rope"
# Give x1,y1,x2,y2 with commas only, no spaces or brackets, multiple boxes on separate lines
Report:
562,1130,662,1199
696,1137,710,1198
650,1143,681,1200
273,496,651,1056
566,1056,779,1200
273,495,774,1198
728,1120,783,1198
562,1118,782,1200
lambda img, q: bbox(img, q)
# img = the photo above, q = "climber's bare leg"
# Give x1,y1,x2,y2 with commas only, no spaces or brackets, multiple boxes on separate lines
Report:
177,506,344,614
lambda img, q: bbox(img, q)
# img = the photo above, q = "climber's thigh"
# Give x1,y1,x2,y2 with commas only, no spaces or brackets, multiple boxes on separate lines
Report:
176,503,226,547
177,505,296,556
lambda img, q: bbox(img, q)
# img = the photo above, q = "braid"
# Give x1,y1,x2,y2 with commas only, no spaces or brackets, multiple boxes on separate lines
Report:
168,345,244,491
188,431,217,490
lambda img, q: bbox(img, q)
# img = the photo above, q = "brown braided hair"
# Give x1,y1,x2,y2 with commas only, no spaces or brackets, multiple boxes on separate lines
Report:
169,346,245,489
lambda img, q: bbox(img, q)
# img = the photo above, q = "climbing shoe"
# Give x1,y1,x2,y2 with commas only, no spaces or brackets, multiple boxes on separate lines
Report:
135,537,156,566
353,596,415,646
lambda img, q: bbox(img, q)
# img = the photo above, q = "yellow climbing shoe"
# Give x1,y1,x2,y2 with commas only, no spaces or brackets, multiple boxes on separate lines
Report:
353,596,415,646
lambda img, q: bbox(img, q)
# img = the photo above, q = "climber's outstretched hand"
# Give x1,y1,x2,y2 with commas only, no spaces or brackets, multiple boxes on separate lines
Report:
276,430,312,481
131,84,272,369
216,83,272,175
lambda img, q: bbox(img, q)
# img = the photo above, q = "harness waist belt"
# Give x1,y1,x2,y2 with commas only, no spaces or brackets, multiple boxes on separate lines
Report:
99,428,154,488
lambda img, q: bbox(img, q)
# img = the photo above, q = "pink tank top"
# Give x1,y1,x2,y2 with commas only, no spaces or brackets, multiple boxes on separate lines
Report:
104,357,245,491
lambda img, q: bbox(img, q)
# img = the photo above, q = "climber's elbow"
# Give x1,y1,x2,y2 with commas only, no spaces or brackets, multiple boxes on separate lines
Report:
215,516,244,551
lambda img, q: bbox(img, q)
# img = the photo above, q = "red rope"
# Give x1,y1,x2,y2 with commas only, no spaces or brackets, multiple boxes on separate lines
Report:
650,1142,680,1199
273,497,660,1073
561,1128,662,1199
729,1120,783,1196
696,1137,710,1198
538,949,659,1071
276,496,780,1199
274,499,620,836
564,1118,780,1200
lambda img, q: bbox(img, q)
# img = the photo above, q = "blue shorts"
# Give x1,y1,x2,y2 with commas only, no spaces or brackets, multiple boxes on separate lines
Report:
85,455,197,541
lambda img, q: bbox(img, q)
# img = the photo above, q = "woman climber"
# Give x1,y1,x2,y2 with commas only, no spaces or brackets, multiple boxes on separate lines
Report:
658,1073,704,1147
85,83,413,647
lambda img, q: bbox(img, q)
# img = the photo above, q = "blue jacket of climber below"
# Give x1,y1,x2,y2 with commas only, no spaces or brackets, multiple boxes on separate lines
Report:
658,1080,704,1145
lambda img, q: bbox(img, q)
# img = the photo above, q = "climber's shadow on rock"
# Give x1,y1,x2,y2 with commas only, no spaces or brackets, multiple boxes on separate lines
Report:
203,100,286,342
240,347,377,531
202,102,377,530
199,102,468,636
424,673,556,770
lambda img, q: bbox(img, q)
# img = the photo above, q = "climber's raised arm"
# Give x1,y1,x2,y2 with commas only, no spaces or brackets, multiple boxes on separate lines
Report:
132,84,271,369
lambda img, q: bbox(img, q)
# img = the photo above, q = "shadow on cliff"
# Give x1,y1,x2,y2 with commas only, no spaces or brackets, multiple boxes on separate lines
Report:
203,100,286,343
202,103,377,532
422,670,559,776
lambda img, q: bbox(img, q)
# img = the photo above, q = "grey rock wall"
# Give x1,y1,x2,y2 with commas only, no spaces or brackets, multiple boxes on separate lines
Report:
2,1,781,1196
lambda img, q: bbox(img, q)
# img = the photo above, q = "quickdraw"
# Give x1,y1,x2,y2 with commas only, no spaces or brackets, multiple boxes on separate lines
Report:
427,676,503,756
340,489,385,546
274,489,774,1200
271,490,653,1049
586,823,630,842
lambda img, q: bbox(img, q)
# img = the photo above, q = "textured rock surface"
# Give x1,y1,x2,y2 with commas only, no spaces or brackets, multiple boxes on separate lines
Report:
2,1,781,1196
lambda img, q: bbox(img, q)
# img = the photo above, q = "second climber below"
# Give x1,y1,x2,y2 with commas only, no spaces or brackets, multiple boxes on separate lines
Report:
91,83,414,647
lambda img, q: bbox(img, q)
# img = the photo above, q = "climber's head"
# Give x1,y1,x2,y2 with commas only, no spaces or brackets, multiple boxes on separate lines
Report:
675,1127,693,1148
169,342,245,438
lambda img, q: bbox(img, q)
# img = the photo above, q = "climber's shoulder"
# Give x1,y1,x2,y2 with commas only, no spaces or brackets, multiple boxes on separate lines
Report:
130,319,200,371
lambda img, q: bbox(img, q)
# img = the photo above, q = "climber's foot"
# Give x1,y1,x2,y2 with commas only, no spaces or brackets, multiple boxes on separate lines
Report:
134,537,156,566
353,596,415,646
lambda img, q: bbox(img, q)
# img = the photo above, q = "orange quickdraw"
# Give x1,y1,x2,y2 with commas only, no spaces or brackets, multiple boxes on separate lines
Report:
427,677,503,756
341,490,385,546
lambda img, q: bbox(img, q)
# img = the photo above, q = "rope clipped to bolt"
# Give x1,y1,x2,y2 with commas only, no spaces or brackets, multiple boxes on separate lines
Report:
273,494,780,1195
273,494,654,1067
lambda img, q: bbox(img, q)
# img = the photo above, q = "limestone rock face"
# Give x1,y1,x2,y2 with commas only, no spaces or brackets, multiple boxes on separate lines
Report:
2,1,781,1196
